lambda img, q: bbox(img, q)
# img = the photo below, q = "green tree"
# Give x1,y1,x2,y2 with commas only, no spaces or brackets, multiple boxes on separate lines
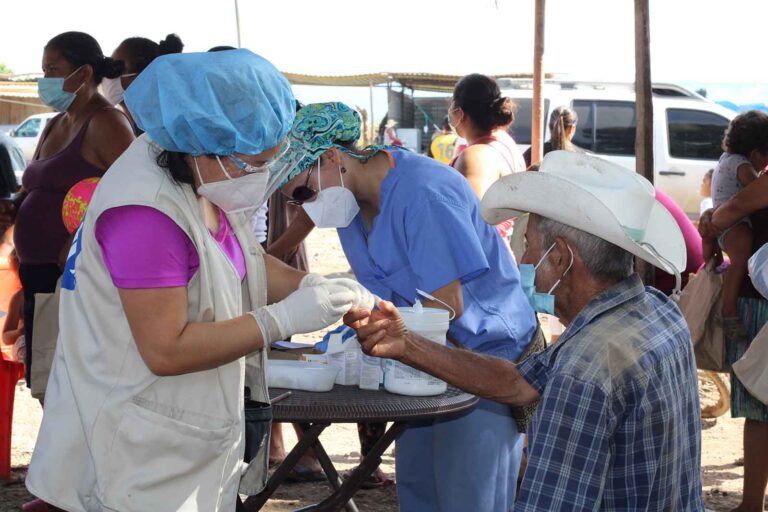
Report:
0,63,13,75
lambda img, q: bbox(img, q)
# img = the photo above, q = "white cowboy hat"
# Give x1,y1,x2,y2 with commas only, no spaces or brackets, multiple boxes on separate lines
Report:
481,150,686,277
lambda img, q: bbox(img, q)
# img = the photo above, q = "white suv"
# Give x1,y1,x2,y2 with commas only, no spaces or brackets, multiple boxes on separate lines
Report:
500,80,735,217
9,112,57,165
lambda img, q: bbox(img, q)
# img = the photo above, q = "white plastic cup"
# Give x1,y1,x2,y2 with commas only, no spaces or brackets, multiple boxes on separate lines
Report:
383,306,449,396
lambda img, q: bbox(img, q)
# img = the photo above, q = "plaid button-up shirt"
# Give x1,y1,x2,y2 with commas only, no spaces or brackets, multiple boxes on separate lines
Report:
516,274,704,511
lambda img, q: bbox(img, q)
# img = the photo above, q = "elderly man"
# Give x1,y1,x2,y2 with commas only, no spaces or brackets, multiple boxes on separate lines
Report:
346,151,704,511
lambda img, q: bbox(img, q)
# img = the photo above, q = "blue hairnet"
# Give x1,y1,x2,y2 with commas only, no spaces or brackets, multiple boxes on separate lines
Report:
124,49,295,156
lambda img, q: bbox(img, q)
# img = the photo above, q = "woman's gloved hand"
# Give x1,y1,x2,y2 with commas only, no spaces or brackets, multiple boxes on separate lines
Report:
326,277,378,310
300,273,377,309
250,282,355,344
298,273,328,288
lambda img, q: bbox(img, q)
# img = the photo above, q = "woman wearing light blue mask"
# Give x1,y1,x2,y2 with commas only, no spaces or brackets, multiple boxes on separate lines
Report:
0,32,135,395
282,102,539,512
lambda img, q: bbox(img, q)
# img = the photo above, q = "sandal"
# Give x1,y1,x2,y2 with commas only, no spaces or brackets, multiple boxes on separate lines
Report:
343,468,395,489
284,464,327,483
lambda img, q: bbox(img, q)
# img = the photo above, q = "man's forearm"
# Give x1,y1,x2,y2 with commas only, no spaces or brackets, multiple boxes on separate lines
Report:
399,333,539,406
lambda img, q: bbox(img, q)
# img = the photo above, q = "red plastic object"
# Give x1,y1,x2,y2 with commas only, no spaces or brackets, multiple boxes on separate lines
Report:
21,498,53,511
1,350,24,481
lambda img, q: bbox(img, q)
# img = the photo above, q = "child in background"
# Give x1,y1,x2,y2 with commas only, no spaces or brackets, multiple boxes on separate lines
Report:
2,250,25,362
708,111,768,342
700,168,714,215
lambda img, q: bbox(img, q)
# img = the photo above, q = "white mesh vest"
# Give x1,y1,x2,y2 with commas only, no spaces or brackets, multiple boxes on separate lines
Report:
26,136,270,512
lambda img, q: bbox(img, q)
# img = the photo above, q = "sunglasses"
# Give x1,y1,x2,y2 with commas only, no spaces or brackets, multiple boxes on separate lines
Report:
288,164,317,205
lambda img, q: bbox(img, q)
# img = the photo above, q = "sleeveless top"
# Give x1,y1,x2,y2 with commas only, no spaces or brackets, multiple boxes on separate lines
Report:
15,108,119,264
451,133,526,240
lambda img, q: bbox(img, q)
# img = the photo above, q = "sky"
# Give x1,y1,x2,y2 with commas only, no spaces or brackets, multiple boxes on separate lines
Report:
2,0,767,121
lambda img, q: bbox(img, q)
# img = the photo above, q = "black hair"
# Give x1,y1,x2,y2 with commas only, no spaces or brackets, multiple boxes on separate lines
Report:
452,73,516,132
722,110,768,156
118,34,184,74
442,115,452,131
45,31,123,84
157,150,195,186
208,45,237,52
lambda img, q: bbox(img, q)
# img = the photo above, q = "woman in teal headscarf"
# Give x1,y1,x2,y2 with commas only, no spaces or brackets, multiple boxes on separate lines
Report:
282,102,538,512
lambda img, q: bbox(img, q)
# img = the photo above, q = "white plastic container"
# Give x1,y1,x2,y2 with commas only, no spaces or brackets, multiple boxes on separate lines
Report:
327,339,362,386
267,360,339,392
383,305,449,396
359,354,383,390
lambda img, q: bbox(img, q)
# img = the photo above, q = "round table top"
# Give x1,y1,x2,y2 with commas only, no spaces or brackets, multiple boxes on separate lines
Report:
268,385,478,423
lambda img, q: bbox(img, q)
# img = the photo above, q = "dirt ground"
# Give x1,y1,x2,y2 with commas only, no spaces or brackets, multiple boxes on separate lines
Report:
1,228,765,511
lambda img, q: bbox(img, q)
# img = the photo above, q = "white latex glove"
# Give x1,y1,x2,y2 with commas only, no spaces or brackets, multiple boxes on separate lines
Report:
250,282,355,343
326,277,378,310
299,273,328,288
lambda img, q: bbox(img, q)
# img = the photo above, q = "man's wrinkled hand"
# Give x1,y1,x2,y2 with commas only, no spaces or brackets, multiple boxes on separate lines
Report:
345,300,408,360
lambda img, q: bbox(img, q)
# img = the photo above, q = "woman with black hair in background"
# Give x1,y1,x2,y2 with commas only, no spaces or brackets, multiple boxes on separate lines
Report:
0,31,135,386
449,74,526,241
105,34,184,132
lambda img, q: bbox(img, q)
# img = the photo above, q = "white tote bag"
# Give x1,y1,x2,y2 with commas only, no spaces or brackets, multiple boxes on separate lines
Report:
30,279,61,400
677,261,726,372
733,322,768,405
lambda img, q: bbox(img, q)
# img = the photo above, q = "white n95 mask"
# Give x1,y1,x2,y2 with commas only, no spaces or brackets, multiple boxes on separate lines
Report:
303,161,360,229
194,156,268,213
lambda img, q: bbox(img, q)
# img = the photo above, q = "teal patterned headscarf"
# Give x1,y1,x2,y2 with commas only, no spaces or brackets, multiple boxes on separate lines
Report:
280,102,395,186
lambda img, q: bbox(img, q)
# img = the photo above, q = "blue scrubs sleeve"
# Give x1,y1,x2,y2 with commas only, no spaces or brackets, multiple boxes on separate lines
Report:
406,199,490,293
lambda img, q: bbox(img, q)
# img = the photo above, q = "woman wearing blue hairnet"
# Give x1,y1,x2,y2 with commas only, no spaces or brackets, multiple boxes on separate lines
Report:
282,102,539,512
24,51,370,512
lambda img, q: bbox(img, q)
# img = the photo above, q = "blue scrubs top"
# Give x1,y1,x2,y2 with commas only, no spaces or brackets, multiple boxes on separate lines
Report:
338,149,536,361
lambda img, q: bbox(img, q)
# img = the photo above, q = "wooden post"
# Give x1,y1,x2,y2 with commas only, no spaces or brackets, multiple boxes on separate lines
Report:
635,0,655,286
369,82,375,144
531,0,546,165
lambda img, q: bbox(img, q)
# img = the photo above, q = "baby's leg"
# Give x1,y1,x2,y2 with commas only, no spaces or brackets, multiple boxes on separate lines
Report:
702,237,715,263
721,223,753,318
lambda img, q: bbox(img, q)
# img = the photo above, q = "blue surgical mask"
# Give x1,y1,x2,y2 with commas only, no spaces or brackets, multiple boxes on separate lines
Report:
38,66,84,113
519,242,574,315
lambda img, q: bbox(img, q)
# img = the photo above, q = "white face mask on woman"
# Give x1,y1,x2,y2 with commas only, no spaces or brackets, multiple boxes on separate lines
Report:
302,160,360,229
194,156,268,214
101,73,137,105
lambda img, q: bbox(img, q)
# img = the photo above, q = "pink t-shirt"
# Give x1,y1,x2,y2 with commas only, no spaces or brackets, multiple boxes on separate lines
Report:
95,205,246,289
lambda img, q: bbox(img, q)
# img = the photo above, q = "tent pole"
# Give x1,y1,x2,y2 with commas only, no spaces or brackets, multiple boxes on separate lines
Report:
531,0,545,165
635,0,655,286
234,0,242,48
369,82,375,145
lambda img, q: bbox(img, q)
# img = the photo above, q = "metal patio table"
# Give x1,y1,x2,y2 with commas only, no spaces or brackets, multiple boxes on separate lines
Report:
244,385,478,512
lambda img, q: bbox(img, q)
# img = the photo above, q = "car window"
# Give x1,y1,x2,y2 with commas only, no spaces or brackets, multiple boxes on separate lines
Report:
14,118,41,137
667,108,729,160
571,100,636,156
507,98,550,145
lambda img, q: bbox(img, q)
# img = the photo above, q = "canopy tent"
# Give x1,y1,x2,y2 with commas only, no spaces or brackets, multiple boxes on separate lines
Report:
282,71,552,93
